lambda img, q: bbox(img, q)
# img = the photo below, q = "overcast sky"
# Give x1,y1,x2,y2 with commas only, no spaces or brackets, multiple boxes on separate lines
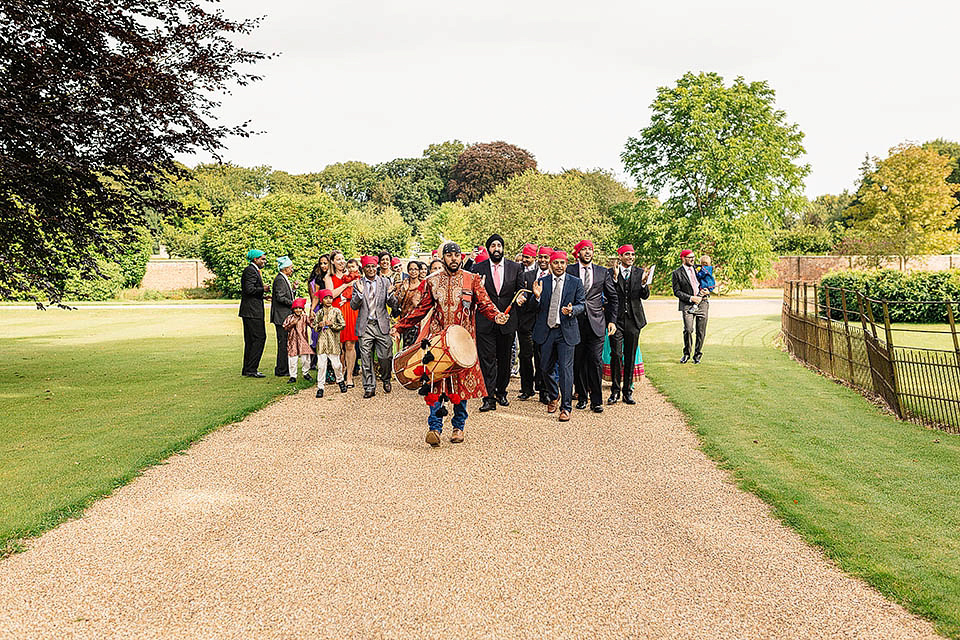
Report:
189,0,960,198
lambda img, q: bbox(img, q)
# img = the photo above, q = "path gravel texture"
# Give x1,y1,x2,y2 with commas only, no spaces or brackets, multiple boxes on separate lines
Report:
0,374,936,638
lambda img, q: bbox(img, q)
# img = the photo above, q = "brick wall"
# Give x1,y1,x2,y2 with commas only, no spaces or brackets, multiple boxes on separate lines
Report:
755,255,960,287
139,259,215,290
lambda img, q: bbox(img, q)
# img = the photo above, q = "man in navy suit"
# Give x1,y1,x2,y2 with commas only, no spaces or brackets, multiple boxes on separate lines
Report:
567,239,618,413
524,250,586,422
239,249,270,378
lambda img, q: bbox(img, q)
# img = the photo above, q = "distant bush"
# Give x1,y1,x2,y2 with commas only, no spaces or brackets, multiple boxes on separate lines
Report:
819,269,960,323
63,258,125,301
115,227,155,288
770,225,835,255
161,222,203,258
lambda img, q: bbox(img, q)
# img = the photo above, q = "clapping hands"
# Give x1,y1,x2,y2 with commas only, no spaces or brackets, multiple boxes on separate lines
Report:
561,303,573,316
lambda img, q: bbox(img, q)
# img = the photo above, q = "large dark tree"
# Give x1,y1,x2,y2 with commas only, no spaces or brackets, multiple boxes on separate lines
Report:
447,141,536,204
0,0,267,303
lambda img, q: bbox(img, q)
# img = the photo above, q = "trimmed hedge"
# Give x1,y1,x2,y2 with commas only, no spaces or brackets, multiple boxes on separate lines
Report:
819,269,960,323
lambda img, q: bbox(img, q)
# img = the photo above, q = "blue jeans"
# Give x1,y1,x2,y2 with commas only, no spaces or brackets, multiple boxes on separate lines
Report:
428,400,468,432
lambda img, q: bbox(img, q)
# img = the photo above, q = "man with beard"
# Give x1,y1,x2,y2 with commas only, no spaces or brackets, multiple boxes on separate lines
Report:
517,244,546,401
608,244,650,405
392,243,508,447
672,248,709,363
471,233,524,412
567,240,618,413
270,256,296,378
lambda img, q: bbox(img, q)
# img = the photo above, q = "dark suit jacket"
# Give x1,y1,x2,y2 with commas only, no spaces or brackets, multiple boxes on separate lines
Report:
517,268,546,333
527,273,586,346
566,262,618,337
612,265,650,334
471,258,524,335
672,265,699,311
270,273,295,325
239,263,265,319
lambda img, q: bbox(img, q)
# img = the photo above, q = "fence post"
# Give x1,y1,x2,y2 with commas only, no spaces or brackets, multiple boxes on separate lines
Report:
803,283,808,318
947,302,960,367
881,300,902,417
824,285,835,375
841,289,855,382
862,294,879,340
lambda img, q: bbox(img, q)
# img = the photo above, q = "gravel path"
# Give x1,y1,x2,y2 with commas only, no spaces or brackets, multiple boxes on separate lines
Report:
0,375,936,638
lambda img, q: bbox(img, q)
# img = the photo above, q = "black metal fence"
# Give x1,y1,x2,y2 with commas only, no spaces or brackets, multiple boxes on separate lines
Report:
782,281,960,434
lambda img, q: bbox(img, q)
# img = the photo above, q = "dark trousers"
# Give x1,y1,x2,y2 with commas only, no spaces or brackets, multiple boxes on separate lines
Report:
573,324,604,408
517,327,540,395
241,317,266,375
540,328,575,413
682,299,709,357
609,325,639,395
274,323,289,376
477,329,515,399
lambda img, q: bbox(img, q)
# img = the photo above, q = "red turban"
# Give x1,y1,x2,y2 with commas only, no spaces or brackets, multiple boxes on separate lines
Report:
680,249,694,258
521,243,538,257
538,246,554,257
550,250,568,263
317,289,333,299
291,298,307,310
391,257,401,267
617,244,635,255
360,255,378,267
476,247,489,263
573,239,594,256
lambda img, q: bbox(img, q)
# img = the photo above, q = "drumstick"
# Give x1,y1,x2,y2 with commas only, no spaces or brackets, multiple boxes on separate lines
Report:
503,288,532,315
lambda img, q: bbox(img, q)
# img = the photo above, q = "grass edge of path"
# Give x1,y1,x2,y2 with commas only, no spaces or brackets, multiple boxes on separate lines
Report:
642,339,956,640
0,383,307,559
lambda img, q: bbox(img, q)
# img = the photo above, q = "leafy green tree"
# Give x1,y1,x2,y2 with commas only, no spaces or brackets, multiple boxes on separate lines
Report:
770,224,836,255
922,138,960,206
621,72,809,225
0,0,265,302
307,161,377,205
849,143,960,267
466,170,617,255
347,207,411,257
448,141,537,204
419,202,472,252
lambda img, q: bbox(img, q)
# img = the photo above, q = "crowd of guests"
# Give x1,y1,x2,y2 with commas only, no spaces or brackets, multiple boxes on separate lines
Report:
239,239,713,425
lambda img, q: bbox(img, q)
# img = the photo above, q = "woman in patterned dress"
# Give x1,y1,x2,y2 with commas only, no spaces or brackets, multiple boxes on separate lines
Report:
395,260,424,349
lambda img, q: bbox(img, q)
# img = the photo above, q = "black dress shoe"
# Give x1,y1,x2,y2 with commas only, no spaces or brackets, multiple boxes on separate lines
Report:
315,388,324,398
303,373,312,382
517,392,533,401
383,380,392,393
576,399,588,410
623,392,636,405
478,398,497,412
591,405,604,413
287,377,297,384
495,393,509,407
693,355,702,364
363,389,375,399
607,393,620,405
539,393,550,405
680,355,690,364
243,372,266,378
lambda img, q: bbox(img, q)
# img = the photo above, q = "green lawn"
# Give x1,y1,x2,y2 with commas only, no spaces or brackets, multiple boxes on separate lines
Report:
642,316,960,638
0,307,311,554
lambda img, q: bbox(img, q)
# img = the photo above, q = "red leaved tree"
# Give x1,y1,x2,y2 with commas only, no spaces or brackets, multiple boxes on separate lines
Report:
447,141,537,204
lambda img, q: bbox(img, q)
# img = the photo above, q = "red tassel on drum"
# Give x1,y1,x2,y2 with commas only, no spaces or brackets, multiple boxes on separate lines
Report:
448,393,462,405
413,365,425,377
425,392,439,406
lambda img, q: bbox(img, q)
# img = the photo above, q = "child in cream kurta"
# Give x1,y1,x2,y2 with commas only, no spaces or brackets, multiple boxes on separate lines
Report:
311,290,347,397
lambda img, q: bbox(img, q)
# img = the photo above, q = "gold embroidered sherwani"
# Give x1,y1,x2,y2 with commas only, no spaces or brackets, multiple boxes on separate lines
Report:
394,269,501,400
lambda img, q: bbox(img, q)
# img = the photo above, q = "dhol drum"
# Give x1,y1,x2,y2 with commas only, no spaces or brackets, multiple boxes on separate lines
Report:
393,324,477,390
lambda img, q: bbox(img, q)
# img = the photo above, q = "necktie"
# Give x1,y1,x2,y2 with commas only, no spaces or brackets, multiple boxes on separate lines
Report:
622,267,629,281
583,265,592,290
493,263,502,294
548,276,563,329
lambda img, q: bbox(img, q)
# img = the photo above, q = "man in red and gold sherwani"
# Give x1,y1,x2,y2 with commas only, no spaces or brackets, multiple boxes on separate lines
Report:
392,242,509,447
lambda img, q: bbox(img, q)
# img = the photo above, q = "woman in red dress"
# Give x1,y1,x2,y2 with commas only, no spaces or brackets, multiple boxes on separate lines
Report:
325,250,360,388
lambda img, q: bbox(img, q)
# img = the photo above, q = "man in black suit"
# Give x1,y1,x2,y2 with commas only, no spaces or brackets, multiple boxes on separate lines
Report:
525,250,586,422
672,249,708,364
516,243,541,401
471,233,523,412
271,255,296,377
239,249,270,378
608,244,650,405
567,240,618,413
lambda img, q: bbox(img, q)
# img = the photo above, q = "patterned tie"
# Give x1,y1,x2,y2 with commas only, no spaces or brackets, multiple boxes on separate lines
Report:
583,265,592,290
548,276,563,329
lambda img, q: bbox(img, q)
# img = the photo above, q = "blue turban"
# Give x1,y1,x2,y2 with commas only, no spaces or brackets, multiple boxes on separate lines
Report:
277,256,293,270
246,249,264,261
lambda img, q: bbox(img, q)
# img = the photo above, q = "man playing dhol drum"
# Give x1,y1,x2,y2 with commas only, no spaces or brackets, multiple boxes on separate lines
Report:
392,242,510,447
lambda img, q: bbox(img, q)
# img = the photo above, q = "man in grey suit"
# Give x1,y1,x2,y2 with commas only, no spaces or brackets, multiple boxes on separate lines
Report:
351,254,399,398
271,256,296,377
672,248,708,364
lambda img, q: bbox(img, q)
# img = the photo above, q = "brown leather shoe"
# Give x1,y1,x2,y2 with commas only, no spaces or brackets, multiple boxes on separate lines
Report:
450,429,464,444
547,397,559,413
425,430,441,447
558,410,571,422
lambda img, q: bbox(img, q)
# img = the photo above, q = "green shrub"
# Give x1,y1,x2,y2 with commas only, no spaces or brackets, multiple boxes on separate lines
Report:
161,222,204,258
771,224,835,255
819,269,960,323
114,226,154,288
347,207,411,257
200,192,357,297
63,258,124,301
